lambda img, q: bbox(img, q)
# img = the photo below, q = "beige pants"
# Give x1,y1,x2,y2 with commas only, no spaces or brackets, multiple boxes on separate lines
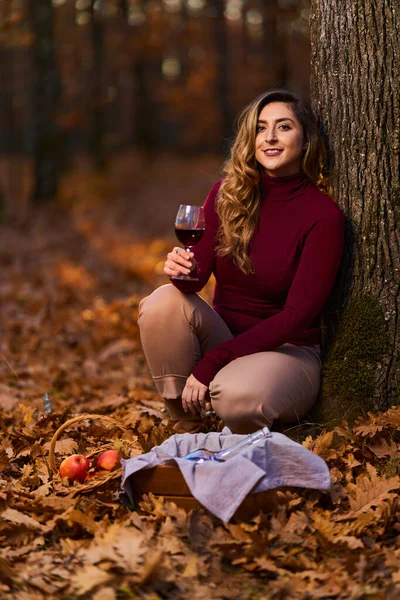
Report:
138,284,321,434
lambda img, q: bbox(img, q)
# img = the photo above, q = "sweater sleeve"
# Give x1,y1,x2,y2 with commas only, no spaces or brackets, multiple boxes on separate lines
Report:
192,209,345,386
170,181,221,294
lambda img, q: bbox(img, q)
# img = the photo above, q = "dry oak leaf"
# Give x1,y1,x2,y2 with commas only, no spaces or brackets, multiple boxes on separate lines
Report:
182,554,199,578
276,511,310,544
98,338,137,362
18,403,35,427
61,507,98,534
80,524,148,574
312,512,363,549
110,527,148,573
157,533,184,556
368,438,400,459
0,385,19,412
40,493,77,511
224,523,253,543
139,549,164,585
249,556,287,576
92,587,117,600
303,430,336,459
0,451,11,473
0,507,44,530
0,556,18,586
341,452,362,470
347,464,400,516
297,569,330,583
334,508,378,534
188,510,214,552
353,412,386,438
330,535,364,549
381,405,400,428
43,437,78,456
70,565,113,596
32,481,53,498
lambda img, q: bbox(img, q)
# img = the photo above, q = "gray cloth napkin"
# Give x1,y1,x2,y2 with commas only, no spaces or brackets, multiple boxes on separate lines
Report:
121,427,331,523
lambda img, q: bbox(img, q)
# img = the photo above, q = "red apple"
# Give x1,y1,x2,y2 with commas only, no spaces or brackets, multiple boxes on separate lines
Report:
96,449,120,471
59,454,89,483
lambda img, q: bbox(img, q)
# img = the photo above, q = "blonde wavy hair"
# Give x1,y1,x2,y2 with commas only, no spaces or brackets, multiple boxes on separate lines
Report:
216,89,332,274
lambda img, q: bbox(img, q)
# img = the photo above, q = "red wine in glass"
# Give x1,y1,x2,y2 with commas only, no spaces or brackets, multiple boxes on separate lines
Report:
172,204,205,281
174,228,204,247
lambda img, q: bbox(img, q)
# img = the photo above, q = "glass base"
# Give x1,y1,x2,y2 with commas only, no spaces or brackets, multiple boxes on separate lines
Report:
171,275,199,281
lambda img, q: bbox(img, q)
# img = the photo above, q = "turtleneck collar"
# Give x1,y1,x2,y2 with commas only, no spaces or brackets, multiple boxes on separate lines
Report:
262,170,310,202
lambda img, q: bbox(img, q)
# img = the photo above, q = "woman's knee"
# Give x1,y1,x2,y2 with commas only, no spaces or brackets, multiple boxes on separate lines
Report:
210,377,266,434
138,284,182,325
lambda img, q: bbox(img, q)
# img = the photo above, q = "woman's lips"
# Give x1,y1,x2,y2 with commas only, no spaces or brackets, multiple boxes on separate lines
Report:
264,149,283,156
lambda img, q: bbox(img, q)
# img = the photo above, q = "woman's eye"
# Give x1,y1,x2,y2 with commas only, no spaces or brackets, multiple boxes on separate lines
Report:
256,126,264,132
279,125,291,130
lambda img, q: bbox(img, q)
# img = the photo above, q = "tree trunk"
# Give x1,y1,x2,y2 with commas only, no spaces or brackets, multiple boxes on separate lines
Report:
0,45,34,223
133,59,155,150
119,0,129,20
30,0,61,202
260,0,287,88
210,0,232,150
89,0,106,171
309,0,400,423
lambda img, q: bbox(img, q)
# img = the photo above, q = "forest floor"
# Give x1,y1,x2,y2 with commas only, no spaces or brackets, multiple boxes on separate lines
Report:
1,151,400,599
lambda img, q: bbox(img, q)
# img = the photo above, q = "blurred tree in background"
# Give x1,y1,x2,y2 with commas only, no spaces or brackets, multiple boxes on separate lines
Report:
29,0,62,202
0,0,311,216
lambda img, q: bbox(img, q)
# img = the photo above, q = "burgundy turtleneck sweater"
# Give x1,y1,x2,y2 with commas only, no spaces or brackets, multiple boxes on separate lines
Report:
172,171,344,387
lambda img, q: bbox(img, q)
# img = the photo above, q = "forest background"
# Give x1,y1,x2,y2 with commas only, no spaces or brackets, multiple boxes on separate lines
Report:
1,1,400,599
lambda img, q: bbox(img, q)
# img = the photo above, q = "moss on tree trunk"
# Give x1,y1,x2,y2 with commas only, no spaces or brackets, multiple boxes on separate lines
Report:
313,294,390,425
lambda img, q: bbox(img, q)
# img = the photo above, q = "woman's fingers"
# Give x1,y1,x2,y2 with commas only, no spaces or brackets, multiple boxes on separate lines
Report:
182,388,199,414
163,247,194,277
182,375,208,414
197,386,207,409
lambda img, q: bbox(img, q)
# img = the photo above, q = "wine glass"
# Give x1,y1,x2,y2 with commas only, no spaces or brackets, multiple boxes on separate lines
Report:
173,204,205,281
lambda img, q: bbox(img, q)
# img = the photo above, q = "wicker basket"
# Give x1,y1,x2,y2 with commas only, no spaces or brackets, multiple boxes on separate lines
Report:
49,413,142,495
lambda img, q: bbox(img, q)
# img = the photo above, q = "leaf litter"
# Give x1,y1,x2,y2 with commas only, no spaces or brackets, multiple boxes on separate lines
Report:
1,174,400,599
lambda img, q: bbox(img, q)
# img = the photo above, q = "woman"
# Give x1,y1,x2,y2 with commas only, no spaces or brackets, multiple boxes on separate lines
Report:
138,89,344,435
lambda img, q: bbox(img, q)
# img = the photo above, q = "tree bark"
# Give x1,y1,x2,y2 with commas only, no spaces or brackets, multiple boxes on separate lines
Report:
30,0,61,202
210,0,232,150
260,0,287,88
309,0,400,423
89,0,106,171
119,0,129,20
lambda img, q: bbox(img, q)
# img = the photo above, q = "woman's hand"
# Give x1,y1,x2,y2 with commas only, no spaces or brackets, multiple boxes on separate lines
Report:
164,247,196,278
182,374,208,414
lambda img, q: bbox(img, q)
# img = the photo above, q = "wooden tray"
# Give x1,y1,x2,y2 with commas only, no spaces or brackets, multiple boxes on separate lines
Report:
131,465,281,521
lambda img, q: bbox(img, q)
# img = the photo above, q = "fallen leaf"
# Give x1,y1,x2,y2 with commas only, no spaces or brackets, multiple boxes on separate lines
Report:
70,565,113,595
61,508,98,534
182,554,198,578
98,339,137,362
0,385,19,412
53,438,79,455
92,587,117,600
348,467,400,516
0,452,11,472
0,508,43,530
188,510,214,552
0,556,18,585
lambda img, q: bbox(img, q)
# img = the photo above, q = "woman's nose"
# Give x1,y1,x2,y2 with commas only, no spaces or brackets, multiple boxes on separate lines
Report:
265,128,277,142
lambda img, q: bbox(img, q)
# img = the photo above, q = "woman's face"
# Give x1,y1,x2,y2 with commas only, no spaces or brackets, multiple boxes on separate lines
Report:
255,102,306,177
